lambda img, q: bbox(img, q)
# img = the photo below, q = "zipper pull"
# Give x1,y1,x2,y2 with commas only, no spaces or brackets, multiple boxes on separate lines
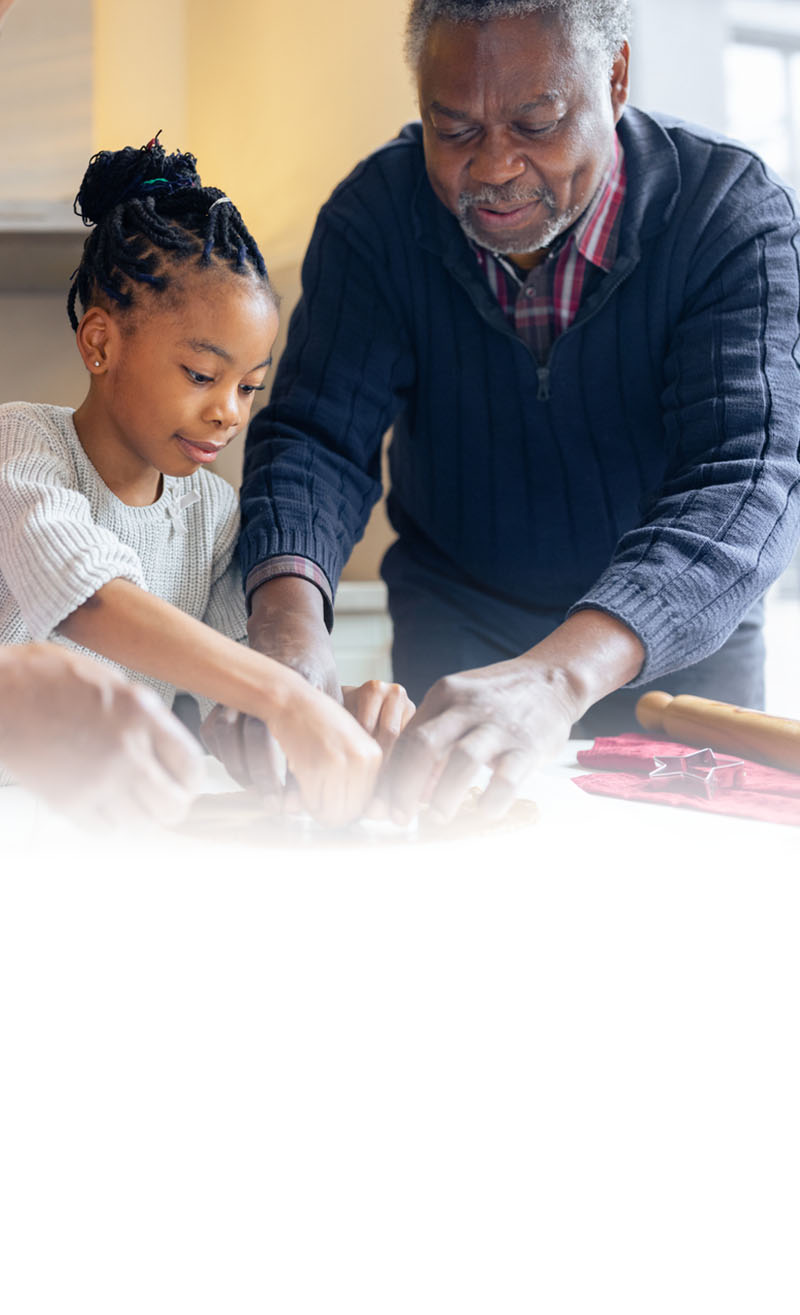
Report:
537,366,550,401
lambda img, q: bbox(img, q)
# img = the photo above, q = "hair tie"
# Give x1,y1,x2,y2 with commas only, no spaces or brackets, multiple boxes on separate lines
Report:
208,196,231,210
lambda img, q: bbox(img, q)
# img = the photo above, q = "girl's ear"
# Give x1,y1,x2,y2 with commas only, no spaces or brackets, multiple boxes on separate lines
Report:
76,307,116,376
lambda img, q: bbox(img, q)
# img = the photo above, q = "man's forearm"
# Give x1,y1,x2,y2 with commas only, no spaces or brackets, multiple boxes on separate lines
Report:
521,608,645,722
247,576,340,695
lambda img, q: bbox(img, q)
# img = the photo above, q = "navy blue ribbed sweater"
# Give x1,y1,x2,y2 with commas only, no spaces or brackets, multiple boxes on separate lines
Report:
241,107,800,685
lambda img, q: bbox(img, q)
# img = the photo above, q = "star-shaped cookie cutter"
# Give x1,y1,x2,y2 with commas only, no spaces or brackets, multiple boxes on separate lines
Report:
647,747,747,799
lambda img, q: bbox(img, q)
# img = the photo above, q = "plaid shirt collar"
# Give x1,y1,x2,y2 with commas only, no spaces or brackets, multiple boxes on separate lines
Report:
569,133,625,272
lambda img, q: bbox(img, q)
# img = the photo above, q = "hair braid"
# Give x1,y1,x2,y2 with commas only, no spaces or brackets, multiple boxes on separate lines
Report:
67,136,274,329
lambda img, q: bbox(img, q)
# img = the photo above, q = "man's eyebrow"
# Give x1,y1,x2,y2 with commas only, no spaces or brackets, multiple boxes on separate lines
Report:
429,93,563,120
182,339,272,370
429,100,472,121
517,93,563,111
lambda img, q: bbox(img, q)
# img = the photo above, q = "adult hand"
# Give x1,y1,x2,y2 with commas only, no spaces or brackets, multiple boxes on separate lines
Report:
0,643,204,826
380,653,576,824
201,576,340,793
380,611,646,824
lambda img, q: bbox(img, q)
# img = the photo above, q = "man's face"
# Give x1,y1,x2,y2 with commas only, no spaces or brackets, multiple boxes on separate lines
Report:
418,13,629,263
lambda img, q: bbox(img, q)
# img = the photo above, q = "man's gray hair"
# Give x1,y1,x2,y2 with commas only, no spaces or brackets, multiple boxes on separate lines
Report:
405,0,631,71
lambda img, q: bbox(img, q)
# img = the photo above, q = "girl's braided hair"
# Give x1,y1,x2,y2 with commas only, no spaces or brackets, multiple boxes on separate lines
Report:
67,134,274,330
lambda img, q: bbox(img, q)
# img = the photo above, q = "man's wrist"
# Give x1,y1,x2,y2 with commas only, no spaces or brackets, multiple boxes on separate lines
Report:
248,576,331,644
247,577,339,695
246,559,334,629
520,609,645,722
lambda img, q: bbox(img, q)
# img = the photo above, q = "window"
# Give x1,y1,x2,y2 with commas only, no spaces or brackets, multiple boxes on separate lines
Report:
726,1,800,186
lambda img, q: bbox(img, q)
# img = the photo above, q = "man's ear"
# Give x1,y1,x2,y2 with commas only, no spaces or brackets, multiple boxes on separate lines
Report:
75,306,116,376
610,40,630,122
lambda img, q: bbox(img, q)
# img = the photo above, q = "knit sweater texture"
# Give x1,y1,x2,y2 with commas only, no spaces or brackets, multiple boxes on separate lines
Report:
0,402,247,719
241,107,800,685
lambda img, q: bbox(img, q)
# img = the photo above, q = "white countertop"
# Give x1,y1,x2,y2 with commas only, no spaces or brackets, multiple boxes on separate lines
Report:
1,746,798,1313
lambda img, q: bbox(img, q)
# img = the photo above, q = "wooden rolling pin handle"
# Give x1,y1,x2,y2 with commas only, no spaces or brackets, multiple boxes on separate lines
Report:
635,691,800,774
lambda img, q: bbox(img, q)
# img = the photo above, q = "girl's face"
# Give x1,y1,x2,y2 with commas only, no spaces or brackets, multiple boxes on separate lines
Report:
80,271,278,488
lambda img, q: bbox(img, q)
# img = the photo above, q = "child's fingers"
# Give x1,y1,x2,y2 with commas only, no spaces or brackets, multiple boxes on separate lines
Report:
343,681,416,751
304,733,382,828
342,680,384,738
375,685,416,754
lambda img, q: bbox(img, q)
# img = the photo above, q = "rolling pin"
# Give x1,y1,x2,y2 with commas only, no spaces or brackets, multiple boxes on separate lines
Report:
636,691,800,774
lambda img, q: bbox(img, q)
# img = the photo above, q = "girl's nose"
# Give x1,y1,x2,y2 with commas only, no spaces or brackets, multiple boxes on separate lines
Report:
205,389,240,429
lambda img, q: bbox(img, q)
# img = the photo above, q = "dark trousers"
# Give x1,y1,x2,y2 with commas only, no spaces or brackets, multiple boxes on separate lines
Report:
383,544,766,737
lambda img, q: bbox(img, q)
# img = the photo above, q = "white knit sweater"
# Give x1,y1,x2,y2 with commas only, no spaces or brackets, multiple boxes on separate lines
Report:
0,401,248,721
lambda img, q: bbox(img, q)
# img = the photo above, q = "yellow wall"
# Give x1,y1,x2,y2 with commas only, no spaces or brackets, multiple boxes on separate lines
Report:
92,0,412,577
93,0,187,150
94,0,416,269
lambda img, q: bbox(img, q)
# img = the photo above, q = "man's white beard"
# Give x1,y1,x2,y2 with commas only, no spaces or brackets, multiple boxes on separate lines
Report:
457,186,582,256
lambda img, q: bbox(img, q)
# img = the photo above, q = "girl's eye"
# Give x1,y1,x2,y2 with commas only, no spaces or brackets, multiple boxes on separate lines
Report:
185,368,214,385
239,383,266,396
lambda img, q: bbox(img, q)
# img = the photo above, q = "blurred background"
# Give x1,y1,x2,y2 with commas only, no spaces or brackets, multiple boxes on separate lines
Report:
1,0,798,702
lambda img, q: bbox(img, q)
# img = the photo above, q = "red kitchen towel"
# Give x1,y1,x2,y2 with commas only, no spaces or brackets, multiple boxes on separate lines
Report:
574,733,800,826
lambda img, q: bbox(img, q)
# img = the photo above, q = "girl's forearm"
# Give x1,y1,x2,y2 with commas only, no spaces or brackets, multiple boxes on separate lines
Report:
57,578,306,728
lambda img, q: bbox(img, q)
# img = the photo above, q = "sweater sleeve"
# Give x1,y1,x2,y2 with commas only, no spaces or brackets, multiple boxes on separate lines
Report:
0,407,147,641
239,200,416,597
570,162,800,684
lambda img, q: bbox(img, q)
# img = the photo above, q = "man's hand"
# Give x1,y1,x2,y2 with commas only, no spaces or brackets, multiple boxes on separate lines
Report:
380,611,645,823
202,576,340,792
380,653,575,824
0,644,204,826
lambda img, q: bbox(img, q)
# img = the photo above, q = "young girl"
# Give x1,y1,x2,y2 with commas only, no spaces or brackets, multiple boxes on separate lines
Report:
0,137,411,825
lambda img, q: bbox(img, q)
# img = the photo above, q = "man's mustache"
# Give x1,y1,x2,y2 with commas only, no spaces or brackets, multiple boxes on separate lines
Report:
458,183,557,212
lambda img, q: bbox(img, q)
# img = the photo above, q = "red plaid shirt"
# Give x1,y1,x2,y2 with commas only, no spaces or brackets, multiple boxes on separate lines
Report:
472,136,626,364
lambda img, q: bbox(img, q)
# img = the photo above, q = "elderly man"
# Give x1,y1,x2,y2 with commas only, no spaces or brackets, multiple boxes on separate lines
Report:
239,0,800,821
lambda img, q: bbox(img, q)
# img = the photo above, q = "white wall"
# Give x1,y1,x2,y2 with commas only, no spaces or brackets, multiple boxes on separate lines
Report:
630,0,728,131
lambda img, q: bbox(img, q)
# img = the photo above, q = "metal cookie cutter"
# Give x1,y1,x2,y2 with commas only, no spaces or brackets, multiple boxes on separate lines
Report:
647,747,747,799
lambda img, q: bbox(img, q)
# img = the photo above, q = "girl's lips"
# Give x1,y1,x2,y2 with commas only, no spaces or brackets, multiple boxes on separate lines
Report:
175,435,223,464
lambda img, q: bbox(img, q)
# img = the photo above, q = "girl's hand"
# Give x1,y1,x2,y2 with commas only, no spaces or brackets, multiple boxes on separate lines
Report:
270,679,383,827
342,680,416,756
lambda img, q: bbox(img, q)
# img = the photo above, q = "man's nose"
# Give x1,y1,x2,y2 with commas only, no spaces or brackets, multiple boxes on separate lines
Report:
468,129,527,187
